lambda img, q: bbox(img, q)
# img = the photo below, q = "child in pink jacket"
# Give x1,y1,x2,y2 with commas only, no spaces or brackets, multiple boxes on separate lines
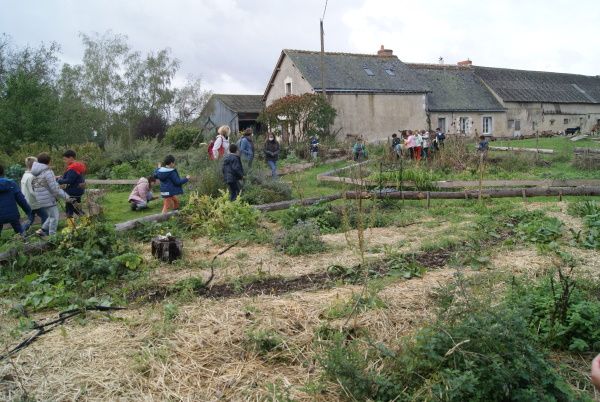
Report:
128,176,156,211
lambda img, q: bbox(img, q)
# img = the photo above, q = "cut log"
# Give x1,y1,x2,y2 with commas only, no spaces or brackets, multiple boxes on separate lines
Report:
574,147,600,154
570,135,588,142
487,146,554,154
254,194,343,212
114,211,179,232
345,186,600,200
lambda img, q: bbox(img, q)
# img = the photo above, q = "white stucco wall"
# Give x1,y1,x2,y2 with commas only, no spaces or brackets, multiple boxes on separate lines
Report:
265,55,314,106
429,112,507,137
329,93,428,142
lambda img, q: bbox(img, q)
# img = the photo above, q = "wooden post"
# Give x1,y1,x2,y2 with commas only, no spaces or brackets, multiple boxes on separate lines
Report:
478,153,484,202
426,191,431,209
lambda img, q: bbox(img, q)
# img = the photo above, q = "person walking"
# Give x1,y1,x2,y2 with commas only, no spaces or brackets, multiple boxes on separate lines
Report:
222,144,244,201
238,128,255,170
0,164,32,237
154,155,190,214
57,150,86,219
211,125,231,160
21,156,48,231
31,153,69,236
264,133,280,178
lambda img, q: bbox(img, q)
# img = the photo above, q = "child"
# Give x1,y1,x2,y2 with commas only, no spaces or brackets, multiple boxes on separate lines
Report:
352,139,368,161
478,135,489,154
222,144,244,201
310,136,319,159
154,155,190,214
21,156,48,231
57,149,86,218
414,130,423,161
405,130,416,159
421,131,430,160
391,133,402,159
436,127,446,148
0,164,32,237
128,176,157,211
31,153,69,236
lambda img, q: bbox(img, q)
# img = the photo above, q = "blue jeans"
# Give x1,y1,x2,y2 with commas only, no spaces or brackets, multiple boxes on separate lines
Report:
0,220,24,236
267,160,277,178
227,181,241,201
23,208,49,231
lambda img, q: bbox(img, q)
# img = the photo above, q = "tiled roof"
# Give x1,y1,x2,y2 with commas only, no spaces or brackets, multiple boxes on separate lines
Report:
283,50,429,94
474,66,600,104
213,94,264,113
407,64,505,112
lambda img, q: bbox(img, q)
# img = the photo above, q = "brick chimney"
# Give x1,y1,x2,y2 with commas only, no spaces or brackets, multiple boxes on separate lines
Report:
457,59,473,66
377,45,394,57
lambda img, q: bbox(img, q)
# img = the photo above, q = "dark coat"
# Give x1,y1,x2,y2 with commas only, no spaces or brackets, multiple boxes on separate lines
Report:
264,140,280,161
222,154,244,184
154,167,188,197
57,161,86,197
0,177,31,224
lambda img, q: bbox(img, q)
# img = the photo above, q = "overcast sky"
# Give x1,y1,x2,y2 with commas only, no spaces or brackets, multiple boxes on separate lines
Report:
2,0,598,94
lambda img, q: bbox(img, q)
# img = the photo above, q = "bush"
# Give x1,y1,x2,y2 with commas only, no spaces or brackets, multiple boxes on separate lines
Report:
275,221,326,255
241,171,293,205
320,305,577,401
194,164,226,197
164,124,201,150
281,203,341,232
5,164,25,180
514,210,563,244
179,192,262,241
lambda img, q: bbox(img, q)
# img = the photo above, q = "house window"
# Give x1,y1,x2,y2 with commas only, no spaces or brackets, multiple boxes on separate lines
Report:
508,119,515,129
482,116,492,134
459,117,469,134
363,67,375,76
564,118,569,124
285,82,292,96
515,120,521,131
385,69,395,76
437,117,446,133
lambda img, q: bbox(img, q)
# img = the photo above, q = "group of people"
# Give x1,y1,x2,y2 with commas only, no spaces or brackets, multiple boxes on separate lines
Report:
127,125,283,215
0,150,87,237
391,128,446,161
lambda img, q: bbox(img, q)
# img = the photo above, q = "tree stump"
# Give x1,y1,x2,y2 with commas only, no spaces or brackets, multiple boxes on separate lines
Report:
151,236,183,263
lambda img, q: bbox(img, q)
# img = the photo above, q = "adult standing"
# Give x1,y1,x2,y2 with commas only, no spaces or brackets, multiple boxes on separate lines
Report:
264,133,280,178
238,128,255,170
436,127,446,148
421,130,430,160
212,125,231,160
310,136,319,159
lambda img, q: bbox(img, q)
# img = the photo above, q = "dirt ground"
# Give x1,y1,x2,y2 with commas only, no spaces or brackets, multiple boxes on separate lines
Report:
1,204,598,401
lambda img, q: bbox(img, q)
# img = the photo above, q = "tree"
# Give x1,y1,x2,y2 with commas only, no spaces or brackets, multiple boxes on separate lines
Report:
0,40,62,151
258,94,336,144
173,77,211,124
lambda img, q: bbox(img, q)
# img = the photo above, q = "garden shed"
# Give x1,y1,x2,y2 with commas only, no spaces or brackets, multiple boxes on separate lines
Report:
199,94,264,135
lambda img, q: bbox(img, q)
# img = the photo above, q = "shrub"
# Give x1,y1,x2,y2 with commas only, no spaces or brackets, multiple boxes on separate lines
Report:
320,305,577,401
275,220,326,255
194,164,226,197
514,210,563,244
280,203,341,232
241,171,293,205
179,191,261,241
5,164,25,180
164,124,201,150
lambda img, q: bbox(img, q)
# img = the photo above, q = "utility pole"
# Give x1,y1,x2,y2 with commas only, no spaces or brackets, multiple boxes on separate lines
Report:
320,18,326,98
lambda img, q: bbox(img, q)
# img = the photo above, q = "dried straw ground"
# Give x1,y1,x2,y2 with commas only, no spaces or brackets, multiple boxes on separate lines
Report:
1,206,597,401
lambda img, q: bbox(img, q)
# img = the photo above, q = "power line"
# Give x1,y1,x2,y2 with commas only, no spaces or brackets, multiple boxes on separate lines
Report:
322,0,329,21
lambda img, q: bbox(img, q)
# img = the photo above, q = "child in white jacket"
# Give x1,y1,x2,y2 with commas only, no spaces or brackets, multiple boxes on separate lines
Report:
31,153,69,236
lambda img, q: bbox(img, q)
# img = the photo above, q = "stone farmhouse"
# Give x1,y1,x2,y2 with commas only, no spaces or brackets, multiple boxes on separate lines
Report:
263,46,600,141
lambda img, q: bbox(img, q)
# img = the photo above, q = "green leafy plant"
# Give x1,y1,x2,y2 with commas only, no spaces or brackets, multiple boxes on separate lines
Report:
275,220,326,256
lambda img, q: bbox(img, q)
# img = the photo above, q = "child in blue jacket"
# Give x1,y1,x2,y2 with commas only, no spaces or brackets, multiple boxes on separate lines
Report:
0,164,32,236
154,155,190,214
57,149,86,218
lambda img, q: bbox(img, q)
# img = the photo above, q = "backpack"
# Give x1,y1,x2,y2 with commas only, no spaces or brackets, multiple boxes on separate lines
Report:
208,139,216,160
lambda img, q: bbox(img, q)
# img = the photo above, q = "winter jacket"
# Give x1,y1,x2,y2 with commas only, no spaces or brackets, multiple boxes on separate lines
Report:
154,167,188,197
414,134,423,147
422,133,430,148
31,162,68,208
212,135,230,159
57,161,86,197
310,137,319,153
21,171,41,210
129,177,151,203
0,177,31,224
222,154,244,184
239,136,254,161
264,140,280,161
406,135,416,148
